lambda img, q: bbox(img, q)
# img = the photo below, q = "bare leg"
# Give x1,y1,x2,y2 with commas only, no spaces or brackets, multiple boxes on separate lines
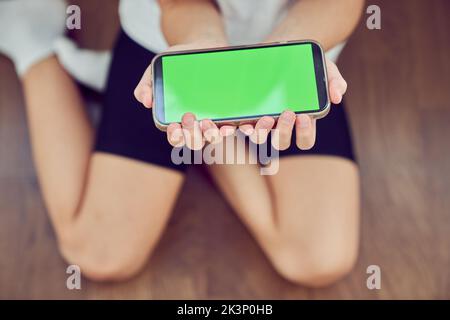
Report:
207,152,359,288
22,56,183,281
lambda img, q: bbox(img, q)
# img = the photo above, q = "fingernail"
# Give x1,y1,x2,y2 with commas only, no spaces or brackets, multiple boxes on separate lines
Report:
200,120,212,131
220,127,234,136
333,90,342,103
183,114,195,127
170,129,184,146
242,126,254,135
262,117,272,125
280,110,296,124
298,115,310,128
201,122,214,140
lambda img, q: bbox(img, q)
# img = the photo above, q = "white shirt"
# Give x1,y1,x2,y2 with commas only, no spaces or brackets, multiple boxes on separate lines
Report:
119,0,345,62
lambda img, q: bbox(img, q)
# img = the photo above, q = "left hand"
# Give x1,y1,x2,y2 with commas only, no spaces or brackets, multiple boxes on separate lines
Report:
239,57,347,150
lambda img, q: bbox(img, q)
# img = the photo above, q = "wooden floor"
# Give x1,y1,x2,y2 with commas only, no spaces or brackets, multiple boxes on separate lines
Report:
1,0,449,299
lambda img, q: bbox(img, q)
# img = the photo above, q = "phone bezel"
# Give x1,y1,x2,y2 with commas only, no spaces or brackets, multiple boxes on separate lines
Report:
152,40,330,130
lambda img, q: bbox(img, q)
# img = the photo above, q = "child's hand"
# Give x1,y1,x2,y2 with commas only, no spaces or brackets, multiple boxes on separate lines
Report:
135,48,346,151
134,41,236,151
238,58,347,150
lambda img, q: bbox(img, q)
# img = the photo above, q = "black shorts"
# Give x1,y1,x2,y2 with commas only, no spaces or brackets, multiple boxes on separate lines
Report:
95,30,355,172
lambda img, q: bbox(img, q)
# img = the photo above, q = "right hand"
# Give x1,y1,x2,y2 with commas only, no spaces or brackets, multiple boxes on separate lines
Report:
134,41,237,150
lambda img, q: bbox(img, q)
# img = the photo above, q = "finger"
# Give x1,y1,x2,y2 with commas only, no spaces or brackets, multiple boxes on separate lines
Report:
219,125,236,137
134,64,153,108
272,110,296,150
326,59,347,104
181,113,204,150
167,122,185,147
329,78,347,104
239,124,254,136
295,114,316,150
250,116,275,144
200,119,221,144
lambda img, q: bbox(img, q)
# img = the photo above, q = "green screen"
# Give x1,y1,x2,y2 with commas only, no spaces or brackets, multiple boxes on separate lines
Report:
162,43,319,123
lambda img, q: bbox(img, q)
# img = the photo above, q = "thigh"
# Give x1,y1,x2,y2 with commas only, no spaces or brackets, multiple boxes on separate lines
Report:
207,101,360,284
264,156,360,258
207,155,359,285
62,152,184,279
208,101,358,246
266,155,360,286
95,29,185,173
207,155,359,252
59,30,186,280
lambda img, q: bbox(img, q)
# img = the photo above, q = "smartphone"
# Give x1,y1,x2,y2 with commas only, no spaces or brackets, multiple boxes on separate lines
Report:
151,40,330,131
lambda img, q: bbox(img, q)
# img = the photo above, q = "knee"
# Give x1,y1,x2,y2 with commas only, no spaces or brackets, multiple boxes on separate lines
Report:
75,253,146,282
57,229,150,282
270,240,358,288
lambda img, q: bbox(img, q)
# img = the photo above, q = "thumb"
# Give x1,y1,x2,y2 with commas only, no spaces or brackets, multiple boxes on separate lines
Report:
134,64,153,108
325,58,347,104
